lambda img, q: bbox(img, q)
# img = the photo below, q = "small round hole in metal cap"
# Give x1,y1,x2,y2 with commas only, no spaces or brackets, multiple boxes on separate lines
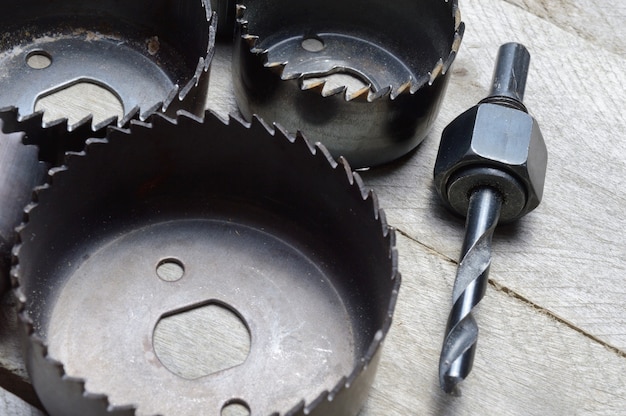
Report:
153,302,251,379
301,36,325,52
156,258,185,282
221,399,251,416
26,51,52,69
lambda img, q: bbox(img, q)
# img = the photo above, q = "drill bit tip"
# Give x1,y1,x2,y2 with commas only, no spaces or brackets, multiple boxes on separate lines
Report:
441,375,464,396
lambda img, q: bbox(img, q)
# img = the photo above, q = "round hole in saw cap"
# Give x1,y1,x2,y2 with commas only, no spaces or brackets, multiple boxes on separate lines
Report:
233,0,464,167
14,111,400,416
25,51,52,69
0,0,214,128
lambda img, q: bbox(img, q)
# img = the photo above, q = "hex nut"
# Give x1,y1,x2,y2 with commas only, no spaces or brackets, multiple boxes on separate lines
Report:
434,102,547,222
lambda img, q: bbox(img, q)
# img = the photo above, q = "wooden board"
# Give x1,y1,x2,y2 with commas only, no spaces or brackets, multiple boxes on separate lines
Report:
360,0,626,352
364,234,626,415
503,0,625,55
2,0,625,414
0,387,44,416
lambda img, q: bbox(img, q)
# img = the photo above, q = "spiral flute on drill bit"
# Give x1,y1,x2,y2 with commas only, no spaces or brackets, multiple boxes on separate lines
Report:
439,187,501,393
433,43,548,394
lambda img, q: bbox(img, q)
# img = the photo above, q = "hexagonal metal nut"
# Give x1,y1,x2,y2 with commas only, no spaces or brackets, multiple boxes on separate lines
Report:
434,102,547,222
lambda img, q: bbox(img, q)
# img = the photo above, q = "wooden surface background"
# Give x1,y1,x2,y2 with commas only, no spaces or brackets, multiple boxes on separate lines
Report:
1,0,625,414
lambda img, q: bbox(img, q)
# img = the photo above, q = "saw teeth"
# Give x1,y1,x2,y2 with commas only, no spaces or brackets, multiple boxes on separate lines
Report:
120,106,141,127
233,0,464,166
265,60,289,76
249,113,275,136
300,79,325,93
237,0,463,101
67,114,95,131
304,390,331,414
345,86,371,102
0,108,131,165
235,4,247,19
393,79,413,98
369,85,393,102
294,131,318,155
337,156,354,184
352,171,369,200
370,190,382,222
243,34,259,49
315,142,340,168
429,58,445,86
272,121,294,143
0,0,214,131
14,110,399,416
323,84,348,98
174,109,205,128
91,115,118,132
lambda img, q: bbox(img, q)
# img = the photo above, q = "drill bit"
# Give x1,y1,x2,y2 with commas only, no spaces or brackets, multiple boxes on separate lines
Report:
439,186,502,394
436,42,545,394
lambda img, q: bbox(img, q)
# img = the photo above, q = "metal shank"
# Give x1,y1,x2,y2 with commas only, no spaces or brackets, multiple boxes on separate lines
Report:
439,187,502,393
435,42,547,394
481,42,530,111
489,42,530,101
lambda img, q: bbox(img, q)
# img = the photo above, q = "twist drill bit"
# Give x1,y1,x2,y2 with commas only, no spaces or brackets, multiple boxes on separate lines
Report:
433,43,548,394
439,186,501,394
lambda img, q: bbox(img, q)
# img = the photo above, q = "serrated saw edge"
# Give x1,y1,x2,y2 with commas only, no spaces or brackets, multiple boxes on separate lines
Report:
235,0,464,101
12,110,401,416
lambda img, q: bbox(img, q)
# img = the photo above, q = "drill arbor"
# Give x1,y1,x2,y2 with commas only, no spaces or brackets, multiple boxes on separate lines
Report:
434,43,548,394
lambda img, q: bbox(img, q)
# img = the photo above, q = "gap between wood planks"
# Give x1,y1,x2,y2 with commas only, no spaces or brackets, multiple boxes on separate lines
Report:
394,227,626,359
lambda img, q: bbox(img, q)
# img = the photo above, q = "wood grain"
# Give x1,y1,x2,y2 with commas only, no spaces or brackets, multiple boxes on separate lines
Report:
35,82,124,127
361,0,626,352
0,387,45,416
362,234,626,415
503,0,625,55
1,0,625,415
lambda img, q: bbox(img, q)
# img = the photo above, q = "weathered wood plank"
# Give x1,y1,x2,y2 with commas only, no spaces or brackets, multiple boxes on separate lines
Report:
362,234,626,415
502,0,625,55
0,387,45,416
206,43,239,120
361,0,626,351
1,0,625,415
